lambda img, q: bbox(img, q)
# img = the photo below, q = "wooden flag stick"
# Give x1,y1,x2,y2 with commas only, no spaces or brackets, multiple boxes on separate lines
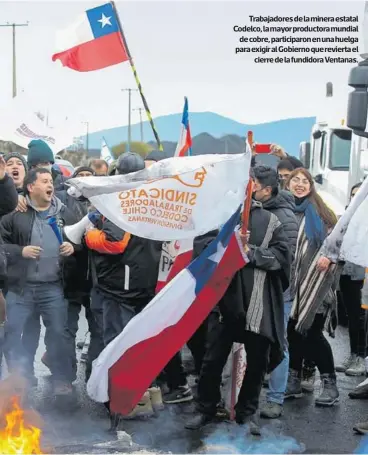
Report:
111,1,163,152
229,131,254,420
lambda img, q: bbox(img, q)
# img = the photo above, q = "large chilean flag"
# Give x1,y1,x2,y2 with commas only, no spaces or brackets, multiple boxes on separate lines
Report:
52,2,129,72
87,206,249,415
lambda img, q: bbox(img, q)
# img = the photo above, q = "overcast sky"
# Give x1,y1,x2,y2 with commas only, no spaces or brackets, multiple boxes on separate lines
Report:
0,1,365,135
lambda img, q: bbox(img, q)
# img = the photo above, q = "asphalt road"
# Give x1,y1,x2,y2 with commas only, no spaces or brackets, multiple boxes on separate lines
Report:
24,311,368,454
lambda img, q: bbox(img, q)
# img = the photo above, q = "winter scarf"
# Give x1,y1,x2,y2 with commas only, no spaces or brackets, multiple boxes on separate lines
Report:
290,198,339,335
294,198,325,248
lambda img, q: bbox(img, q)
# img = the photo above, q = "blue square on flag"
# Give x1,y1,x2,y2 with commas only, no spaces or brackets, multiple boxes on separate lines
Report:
87,3,120,38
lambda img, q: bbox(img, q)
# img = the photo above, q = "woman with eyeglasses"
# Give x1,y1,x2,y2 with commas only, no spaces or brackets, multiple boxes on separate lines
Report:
284,168,340,407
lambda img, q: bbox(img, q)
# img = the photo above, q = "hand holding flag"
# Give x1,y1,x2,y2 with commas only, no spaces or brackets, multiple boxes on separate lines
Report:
48,217,63,245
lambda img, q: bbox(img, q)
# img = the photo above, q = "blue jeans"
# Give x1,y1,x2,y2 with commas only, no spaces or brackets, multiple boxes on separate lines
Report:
4,283,73,382
267,300,292,405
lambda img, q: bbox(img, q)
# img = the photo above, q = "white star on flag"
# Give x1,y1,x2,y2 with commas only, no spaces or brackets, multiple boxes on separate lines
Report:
98,13,112,28
208,241,226,264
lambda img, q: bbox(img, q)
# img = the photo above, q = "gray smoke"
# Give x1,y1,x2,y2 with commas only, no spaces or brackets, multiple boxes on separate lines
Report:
200,423,305,454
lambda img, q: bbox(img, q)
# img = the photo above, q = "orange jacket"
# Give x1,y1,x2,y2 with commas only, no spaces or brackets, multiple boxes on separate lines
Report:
84,216,131,255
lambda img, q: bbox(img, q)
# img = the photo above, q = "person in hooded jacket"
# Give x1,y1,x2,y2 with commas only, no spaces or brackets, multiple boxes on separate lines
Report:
40,165,99,382
251,166,298,418
184,199,292,436
4,152,27,194
83,152,163,418
0,168,76,397
27,140,67,190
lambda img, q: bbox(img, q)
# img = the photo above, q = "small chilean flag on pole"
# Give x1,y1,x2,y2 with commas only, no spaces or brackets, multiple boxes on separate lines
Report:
52,2,129,72
174,97,192,157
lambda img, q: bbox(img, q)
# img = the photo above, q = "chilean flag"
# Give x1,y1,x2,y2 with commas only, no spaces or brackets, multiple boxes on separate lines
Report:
87,206,248,414
174,97,192,157
52,2,129,72
155,238,193,293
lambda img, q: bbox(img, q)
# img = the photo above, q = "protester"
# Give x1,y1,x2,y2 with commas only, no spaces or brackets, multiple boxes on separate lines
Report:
0,155,18,378
251,166,298,419
285,168,340,407
73,166,94,178
334,183,365,376
27,139,67,190
4,152,27,192
3,152,43,385
277,158,304,189
276,157,318,392
349,268,368,402
61,166,100,383
185,199,292,435
89,159,109,176
0,155,18,217
83,152,163,416
0,168,76,397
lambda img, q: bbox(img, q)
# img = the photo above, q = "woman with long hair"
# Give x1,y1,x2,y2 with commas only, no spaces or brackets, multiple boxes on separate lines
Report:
284,168,340,407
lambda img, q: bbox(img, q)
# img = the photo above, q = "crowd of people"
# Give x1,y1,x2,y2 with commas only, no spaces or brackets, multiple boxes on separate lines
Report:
0,139,367,437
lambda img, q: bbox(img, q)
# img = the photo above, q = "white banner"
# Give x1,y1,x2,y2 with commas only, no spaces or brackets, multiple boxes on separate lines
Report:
0,97,75,153
321,176,368,267
340,195,368,267
67,153,250,241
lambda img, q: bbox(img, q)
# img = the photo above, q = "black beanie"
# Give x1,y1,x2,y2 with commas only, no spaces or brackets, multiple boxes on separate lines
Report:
116,152,145,175
72,166,95,178
4,152,28,172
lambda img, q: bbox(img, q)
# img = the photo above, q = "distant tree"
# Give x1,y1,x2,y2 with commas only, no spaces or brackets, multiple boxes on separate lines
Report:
112,141,153,158
0,140,27,155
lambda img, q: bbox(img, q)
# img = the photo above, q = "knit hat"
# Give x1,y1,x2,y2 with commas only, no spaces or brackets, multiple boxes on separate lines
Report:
4,152,28,172
72,166,95,178
116,152,145,175
27,139,54,167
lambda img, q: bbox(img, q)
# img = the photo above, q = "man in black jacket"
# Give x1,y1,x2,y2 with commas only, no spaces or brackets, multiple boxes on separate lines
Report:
252,165,298,418
185,200,292,435
0,168,75,397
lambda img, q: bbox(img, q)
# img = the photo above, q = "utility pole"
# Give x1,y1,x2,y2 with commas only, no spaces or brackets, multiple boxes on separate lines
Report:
133,107,144,142
82,121,89,154
0,22,28,98
122,88,138,153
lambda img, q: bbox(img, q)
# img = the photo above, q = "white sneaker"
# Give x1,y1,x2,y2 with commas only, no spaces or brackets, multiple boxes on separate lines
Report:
346,356,366,376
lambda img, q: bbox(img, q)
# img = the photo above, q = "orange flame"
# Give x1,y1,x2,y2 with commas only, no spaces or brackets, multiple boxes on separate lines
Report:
0,396,43,454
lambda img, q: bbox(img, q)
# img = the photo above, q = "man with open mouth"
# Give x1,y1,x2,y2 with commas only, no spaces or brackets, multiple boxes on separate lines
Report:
4,152,27,192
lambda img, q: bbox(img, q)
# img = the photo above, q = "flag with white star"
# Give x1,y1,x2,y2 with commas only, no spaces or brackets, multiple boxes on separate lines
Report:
52,2,129,72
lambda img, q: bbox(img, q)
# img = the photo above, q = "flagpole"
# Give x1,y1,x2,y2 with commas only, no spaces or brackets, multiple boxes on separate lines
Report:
111,1,163,152
230,133,254,421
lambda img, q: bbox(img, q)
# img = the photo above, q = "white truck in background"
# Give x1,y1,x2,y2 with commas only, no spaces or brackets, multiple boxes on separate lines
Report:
299,3,368,217
299,82,368,218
